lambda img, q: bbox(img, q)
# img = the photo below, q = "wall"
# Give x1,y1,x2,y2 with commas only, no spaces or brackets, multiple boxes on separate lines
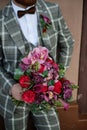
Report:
0,0,83,100
48,0,83,100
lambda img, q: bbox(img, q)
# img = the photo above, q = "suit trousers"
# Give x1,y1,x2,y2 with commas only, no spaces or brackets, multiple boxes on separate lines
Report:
2,104,60,130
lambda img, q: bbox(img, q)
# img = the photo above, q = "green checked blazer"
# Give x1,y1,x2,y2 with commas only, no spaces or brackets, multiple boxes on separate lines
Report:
0,0,74,117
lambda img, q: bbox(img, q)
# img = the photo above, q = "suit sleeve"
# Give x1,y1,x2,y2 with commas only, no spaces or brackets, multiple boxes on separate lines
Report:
57,5,75,69
0,38,16,95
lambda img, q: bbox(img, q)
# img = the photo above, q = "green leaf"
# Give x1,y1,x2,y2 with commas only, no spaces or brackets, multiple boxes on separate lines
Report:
67,97,73,102
25,69,31,76
12,97,24,106
58,64,66,79
14,68,24,80
54,100,62,107
71,84,79,89
42,70,48,77
48,80,54,86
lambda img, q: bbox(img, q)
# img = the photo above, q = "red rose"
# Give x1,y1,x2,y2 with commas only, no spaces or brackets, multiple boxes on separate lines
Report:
46,57,54,64
43,27,47,33
42,85,48,92
22,90,36,103
38,64,45,73
52,62,58,70
54,81,62,94
19,75,31,88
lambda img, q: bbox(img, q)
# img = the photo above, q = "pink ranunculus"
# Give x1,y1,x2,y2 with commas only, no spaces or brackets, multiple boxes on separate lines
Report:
28,46,49,64
19,57,31,71
22,90,36,103
21,57,31,65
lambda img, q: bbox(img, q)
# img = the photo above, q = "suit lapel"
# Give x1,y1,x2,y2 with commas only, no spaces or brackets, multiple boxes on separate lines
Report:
36,0,55,51
3,0,56,55
3,3,25,55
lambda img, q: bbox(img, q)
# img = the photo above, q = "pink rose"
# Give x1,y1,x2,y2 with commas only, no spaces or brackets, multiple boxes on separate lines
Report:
28,46,49,64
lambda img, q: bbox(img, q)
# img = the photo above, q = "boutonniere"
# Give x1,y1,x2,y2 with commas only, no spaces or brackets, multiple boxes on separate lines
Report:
40,14,52,34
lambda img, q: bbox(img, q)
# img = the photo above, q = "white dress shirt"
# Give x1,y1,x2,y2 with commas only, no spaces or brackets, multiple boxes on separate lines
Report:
12,2,38,46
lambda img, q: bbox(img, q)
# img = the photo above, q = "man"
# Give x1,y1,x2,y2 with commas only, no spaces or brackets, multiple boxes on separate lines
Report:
0,0,74,130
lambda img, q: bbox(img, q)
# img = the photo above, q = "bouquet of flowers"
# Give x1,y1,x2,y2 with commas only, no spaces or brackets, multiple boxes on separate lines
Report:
14,46,78,113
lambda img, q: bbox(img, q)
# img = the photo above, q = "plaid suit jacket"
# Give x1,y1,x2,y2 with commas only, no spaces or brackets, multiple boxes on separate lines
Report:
0,0,74,116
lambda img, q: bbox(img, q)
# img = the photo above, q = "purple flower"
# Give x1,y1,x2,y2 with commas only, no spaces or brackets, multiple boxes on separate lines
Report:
35,93,44,104
44,91,54,102
63,88,72,101
19,63,29,71
32,72,44,84
59,98,69,110
33,84,43,93
44,91,57,102
63,80,71,89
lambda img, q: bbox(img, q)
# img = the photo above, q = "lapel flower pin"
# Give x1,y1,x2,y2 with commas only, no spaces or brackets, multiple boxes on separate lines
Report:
40,14,52,34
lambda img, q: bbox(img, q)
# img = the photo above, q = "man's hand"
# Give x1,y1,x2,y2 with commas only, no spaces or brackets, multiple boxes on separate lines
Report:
10,83,23,101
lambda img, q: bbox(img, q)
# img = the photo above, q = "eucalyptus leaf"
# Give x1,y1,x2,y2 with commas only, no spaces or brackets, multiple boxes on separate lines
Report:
14,68,24,80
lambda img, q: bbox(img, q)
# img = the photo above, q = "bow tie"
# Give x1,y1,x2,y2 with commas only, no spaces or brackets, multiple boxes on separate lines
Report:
17,6,36,18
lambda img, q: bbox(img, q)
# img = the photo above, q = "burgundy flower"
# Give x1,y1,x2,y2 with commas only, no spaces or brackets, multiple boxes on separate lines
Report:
35,93,44,104
61,78,71,89
33,84,48,93
32,72,44,84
